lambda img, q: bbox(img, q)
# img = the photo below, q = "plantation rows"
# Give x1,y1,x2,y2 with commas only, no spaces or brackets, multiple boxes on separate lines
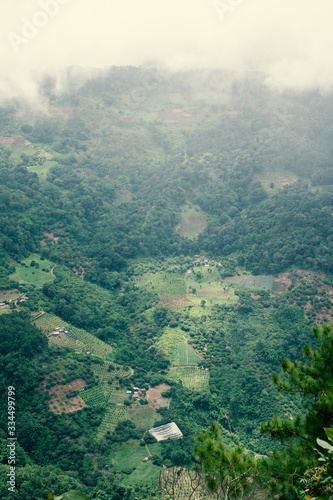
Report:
33,313,113,358
176,343,201,366
169,367,210,393
91,362,131,384
80,384,111,406
97,404,129,440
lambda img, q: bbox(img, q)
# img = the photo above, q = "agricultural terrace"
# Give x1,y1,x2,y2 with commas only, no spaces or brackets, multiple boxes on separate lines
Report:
169,366,210,393
157,328,201,366
32,313,113,359
9,253,55,288
97,405,129,440
175,203,207,240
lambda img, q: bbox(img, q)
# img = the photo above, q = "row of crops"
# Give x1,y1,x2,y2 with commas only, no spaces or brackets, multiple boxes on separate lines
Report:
33,313,113,358
176,343,202,366
169,367,210,393
97,405,129,440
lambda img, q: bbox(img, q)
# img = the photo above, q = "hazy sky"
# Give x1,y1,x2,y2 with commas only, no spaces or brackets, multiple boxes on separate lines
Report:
1,0,333,102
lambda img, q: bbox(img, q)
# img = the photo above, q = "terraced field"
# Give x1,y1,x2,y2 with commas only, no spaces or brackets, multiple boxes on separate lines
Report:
169,366,210,393
33,313,113,359
97,405,129,440
80,384,110,406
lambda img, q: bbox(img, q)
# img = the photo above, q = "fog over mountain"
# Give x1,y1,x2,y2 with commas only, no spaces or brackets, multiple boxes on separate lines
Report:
1,0,333,104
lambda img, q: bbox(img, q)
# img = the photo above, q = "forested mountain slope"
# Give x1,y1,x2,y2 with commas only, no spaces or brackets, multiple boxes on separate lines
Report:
0,68,332,499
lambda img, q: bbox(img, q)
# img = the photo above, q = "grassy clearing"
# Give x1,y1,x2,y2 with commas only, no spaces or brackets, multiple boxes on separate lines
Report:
28,160,57,181
0,289,21,302
176,204,207,240
186,264,239,307
136,272,186,295
255,171,298,195
224,275,274,291
110,440,160,486
33,313,113,359
9,254,55,287
0,309,11,315
128,404,161,430
169,367,210,393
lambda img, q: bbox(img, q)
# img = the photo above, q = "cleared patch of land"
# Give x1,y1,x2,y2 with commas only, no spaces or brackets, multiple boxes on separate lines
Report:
97,405,129,440
33,313,113,359
136,272,186,295
0,289,21,302
41,377,87,415
146,383,170,409
157,293,195,309
110,440,160,486
224,274,274,291
158,328,200,366
9,254,55,288
176,204,207,240
169,366,210,393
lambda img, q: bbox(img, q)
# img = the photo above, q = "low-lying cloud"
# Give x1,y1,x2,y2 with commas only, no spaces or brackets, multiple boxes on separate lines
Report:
1,0,333,104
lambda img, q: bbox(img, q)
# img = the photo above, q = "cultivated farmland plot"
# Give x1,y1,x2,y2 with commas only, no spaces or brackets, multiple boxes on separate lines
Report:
97,404,129,440
176,343,202,366
33,313,113,359
80,384,110,406
169,366,210,393
158,328,201,367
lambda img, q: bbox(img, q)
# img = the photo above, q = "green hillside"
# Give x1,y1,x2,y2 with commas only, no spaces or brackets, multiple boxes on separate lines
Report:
0,68,331,500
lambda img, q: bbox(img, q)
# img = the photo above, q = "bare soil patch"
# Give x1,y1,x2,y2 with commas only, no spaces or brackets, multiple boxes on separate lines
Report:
274,273,292,292
158,109,193,122
146,383,170,409
41,377,87,414
117,188,134,200
0,135,33,147
43,231,60,242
